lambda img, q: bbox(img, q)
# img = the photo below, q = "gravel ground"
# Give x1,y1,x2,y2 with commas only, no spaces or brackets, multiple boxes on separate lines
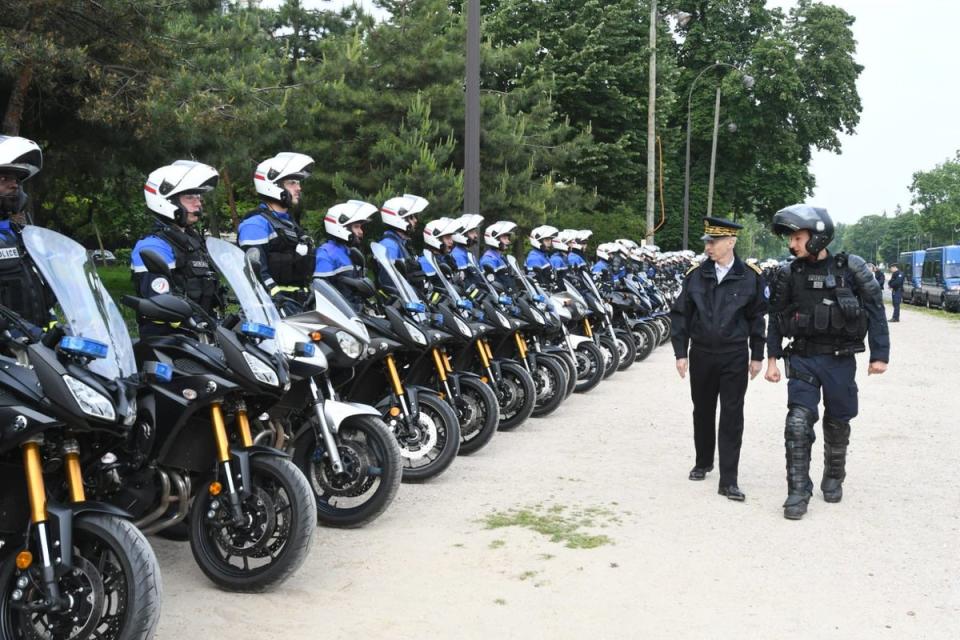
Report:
154,304,959,639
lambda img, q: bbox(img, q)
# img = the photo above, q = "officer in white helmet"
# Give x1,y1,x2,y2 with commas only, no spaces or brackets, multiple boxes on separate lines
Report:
451,213,486,289
526,225,559,288
420,217,460,273
238,152,316,301
0,135,54,332
314,199,378,310
480,220,518,291
131,160,221,336
563,229,590,271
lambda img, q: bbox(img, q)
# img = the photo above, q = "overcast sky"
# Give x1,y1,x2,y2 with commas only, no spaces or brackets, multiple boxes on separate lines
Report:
264,0,959,224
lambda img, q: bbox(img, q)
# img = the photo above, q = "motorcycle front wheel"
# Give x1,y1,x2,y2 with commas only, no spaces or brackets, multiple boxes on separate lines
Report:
530,354,568,418
494,360,536,431
573,340,605,393
394,392,461,482
455,376,500,455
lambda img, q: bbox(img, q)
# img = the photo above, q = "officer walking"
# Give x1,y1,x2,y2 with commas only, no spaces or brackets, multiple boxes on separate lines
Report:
670,217,767,502
888,263,904,322
131,160,221,336
764,205,889,520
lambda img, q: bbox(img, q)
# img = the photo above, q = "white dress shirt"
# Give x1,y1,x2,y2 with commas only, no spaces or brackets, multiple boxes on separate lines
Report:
715,256,735,283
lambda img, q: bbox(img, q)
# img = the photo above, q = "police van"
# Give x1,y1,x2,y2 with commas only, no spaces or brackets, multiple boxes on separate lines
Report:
918,245,960,311
898,250,925,305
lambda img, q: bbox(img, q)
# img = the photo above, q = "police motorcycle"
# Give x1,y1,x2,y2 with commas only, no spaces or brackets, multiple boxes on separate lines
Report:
251,273,403,528
567,263,637,373
115,239,316,593
0,227,162,640
504,255,603,397
336,242,461,481
600,254,663,360
454,250,539,427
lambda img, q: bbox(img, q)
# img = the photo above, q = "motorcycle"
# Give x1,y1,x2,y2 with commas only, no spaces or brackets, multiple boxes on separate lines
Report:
0,226,161,639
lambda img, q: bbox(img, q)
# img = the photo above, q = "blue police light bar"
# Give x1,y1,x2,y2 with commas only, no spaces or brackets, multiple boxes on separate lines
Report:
433,313,445,325
240,322,276,340
476,311,485,321
533,294,547,303
499,295,513,305
294,342,316,357
456,299,474,310
404,301,427,313
153,362,173,382
59,336,109,360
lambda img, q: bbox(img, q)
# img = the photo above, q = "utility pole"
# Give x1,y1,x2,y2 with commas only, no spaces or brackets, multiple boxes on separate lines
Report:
464,0,481,216
706,85,722,217
644,0,657,245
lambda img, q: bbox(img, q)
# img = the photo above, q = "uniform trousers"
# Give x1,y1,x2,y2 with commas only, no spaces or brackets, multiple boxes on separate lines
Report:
689,346,748,486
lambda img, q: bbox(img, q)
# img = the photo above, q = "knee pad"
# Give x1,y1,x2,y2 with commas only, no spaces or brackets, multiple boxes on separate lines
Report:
785,405,816,442
823,416,851,446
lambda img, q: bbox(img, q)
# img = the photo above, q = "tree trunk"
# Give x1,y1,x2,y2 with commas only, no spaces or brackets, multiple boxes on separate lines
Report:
221,166,239,233
2,62,34,136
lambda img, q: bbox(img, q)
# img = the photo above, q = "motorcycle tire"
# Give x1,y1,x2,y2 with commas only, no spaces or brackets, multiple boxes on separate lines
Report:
495,360,536,431
613,329,637,371
455,375,500,455
573,341,605,393
656,317,672,346
396,392,461,482
597,335,619,379
293,414,402,528
547,349,578,398
190,455,315,592
632,323,656,362
530,354,568,418
1,514,163,640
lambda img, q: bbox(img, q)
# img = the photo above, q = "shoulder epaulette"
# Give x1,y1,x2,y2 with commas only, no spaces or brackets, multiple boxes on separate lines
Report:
685,264,699,276
747,262,762,275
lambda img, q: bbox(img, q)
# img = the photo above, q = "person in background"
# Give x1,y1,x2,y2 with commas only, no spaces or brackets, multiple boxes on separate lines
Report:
888,263,904,322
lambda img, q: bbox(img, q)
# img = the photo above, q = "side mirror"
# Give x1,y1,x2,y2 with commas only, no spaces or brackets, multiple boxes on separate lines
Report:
348,247,366,269
140,249,173,280
341,277,376,299
439,262,453,278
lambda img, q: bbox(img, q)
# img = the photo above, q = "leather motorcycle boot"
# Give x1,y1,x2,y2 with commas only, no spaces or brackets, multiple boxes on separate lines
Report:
783,406,816,520
821,416,851,503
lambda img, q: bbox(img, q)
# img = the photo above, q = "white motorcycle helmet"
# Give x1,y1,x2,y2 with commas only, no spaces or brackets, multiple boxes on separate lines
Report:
574,229,593,250
595,242,619,261
616,238,639,253
253,152,314,207
143,160,219,223
529,224,559,250
324,200,378,244
0,135,42,216
423,217,461,251
454,213,484,246
381,194,429,232
484,221,517,249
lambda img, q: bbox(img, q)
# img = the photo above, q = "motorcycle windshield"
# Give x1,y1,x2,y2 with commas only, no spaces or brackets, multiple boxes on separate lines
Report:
22,226,136,379
421,251,464,304
466,251,500,298
206,238,282,357
370,241,428,323
577,268,603,300
505,255,541,298
310,279,370,342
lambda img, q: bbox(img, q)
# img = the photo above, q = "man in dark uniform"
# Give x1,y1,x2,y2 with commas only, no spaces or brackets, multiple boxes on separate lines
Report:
764,204,889,520
888,263,904,322
671,217,767,501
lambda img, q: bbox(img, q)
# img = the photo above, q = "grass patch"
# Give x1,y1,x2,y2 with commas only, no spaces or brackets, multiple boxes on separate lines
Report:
488,539,505,549
96,265,139,335
482,503,616,549
892,300,960,322
518,570,538,581
494,598,506,606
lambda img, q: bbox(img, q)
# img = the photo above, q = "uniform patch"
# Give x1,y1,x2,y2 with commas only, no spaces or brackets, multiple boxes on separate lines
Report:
764,285,770,300
151,277,170,294
295,243,309,256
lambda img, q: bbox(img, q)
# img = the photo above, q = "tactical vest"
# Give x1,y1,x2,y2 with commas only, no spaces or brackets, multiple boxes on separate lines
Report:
0,227,50,327
772,253,867,347
155,226,219,312
246,209,315,287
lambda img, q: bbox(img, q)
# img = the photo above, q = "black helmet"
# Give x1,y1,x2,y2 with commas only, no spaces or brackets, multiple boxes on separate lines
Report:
771,204,834,254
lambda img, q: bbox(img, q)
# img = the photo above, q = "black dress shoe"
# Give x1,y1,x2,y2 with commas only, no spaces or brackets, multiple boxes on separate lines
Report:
688,465,713,481
718,485,745,501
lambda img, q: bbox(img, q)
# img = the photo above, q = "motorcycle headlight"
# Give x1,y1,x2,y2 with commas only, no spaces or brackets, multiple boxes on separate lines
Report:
242,352,279,386
495,311,510,329
454,316,472,337
63,375,116,422
336,331,364,359
605,302,614,314
404,321,428,345
123,399,137,426
530,309,545,324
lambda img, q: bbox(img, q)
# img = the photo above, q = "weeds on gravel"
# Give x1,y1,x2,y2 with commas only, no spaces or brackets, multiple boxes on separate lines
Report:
482,503,615,549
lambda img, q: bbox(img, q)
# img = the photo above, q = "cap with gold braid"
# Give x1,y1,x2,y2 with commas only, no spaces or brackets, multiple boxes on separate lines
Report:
700,216,743,242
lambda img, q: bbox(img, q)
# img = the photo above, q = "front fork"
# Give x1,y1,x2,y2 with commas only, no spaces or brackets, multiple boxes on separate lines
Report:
210,402,250,524
512,332,532,371
384,353,414,426
20,437,88,609
475,339,500,384
307,377,345,474
431,347,457,406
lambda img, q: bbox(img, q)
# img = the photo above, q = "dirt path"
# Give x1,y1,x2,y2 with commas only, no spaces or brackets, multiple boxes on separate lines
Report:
154,305,959,639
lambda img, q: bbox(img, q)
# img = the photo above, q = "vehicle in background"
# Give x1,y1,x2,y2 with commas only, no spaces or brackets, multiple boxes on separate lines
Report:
918,245,960,311
87,248,117,265
898,250,925,305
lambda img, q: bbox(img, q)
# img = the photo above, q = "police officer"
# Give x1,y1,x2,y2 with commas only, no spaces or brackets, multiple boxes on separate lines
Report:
888,263,904,322
451,213,486,290
764,205,889,520
314,200,378,310
131,160,221,336
0,135,53,332
526,225,558,289
238,152,316,306
670,217,767,501
564,230,591,271
480,221,518,291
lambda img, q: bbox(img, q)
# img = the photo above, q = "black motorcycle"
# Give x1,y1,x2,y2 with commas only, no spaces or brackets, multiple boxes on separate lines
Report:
0,227,161,639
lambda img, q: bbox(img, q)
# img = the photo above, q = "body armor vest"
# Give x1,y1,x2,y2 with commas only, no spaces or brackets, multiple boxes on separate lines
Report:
772,253,867,348
247,209,315,286
0,226,50,327
155,226,219,312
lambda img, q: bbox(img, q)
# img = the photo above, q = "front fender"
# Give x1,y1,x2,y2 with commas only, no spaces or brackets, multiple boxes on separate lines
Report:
566,333,593,348
324,399,380,433
228,444,291,497
45,501,134,573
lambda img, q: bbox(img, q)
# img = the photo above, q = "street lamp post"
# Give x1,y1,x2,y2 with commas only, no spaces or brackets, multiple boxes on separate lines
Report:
682,63,754,250
464,0,481,217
